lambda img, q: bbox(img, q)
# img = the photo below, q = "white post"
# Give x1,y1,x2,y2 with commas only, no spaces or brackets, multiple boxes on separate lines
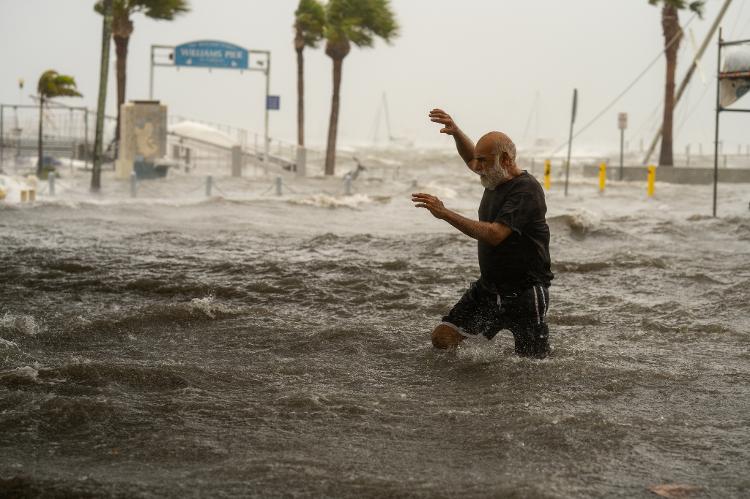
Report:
275,176,282,196
130,171,137,197
205,175,212,196
49,172,56,196
296,146,307,177
149,45,154,100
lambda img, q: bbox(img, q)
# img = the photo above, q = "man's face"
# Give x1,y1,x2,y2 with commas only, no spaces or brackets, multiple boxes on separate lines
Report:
472,153,510,189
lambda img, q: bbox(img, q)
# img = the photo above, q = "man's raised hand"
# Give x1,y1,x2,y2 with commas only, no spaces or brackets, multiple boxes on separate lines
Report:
412,192,448,219
429,109,460,136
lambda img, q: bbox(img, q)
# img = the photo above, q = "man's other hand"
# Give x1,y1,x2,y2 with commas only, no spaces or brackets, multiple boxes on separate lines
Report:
429,109,460,136
412,192,448,219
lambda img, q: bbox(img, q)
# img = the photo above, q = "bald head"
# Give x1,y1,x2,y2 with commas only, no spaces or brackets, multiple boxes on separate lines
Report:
476,131,517,169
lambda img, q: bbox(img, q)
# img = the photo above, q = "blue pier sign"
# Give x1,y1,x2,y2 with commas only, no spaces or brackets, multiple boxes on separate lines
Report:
174,40,249,70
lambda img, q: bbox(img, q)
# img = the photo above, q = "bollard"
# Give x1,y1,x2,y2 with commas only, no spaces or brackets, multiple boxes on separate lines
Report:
206,175,213,197
275,176,282,196
20,190,28,203
29,190,36,202
344,175,352,196
130,172,137,198
231,146,242,177
647,165,656,197
598,162,606,193
49,172,56,196
544,160,551,190
295,146,307,177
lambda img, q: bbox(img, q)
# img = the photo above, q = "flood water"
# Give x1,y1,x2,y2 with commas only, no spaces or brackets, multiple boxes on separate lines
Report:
1,151,749,497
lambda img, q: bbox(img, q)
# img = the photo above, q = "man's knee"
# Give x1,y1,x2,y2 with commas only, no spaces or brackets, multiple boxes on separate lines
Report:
513,322,550,359
431,324,464,349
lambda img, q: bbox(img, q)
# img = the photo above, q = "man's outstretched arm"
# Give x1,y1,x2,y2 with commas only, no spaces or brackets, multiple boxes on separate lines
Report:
429,109,475,166
412,192,512,246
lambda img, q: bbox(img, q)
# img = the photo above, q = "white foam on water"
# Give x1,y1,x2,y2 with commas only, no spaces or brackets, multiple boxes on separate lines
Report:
6,366,39,381
289,193,374,209
188,296,233,319
421,181,458,199
0,312,40,336
0,337,18,349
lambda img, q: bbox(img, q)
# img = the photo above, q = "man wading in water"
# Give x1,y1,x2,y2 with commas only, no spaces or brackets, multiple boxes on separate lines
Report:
412,109,553,358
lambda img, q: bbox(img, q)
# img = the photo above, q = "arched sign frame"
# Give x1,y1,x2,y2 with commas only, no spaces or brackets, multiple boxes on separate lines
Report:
148,40,273,161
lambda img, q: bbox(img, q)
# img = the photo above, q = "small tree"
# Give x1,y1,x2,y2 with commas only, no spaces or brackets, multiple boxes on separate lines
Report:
36,70,82,177
294,0,326,148
648,0,704,166
94,0,189,145
324,0,398,175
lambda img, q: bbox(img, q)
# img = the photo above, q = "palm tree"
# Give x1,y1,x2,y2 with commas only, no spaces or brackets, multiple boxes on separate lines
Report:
94,0,189,145
294,0,326,148
324,0,398,175
649,0,704,166
92,0,114,192
36,70,82,178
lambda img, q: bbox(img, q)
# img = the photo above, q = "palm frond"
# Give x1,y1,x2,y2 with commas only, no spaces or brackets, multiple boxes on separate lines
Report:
295,0,326,48
648,0,705,17
326,0,399,49
37,70,82,99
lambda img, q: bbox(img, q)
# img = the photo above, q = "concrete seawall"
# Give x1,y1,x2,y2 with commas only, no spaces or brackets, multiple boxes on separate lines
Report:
582,164,750,184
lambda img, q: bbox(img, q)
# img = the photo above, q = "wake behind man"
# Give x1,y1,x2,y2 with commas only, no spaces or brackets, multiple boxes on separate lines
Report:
411,108,553,358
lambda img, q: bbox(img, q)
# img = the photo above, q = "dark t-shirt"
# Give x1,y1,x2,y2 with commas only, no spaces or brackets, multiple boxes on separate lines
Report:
477,171,553,294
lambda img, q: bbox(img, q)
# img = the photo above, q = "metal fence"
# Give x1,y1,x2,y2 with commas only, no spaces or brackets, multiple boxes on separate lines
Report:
0,101,117,170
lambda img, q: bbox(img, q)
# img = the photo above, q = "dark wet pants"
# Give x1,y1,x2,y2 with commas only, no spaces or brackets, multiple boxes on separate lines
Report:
441,280,551,359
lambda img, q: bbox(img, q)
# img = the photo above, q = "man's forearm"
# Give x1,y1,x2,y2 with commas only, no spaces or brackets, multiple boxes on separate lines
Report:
441,209,509,246
453,130,475,165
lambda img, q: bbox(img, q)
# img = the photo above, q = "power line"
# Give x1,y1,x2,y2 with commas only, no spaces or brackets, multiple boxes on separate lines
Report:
547,12,699,156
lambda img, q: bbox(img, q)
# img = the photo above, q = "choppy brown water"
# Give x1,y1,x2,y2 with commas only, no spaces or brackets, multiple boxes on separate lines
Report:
1,154,749,497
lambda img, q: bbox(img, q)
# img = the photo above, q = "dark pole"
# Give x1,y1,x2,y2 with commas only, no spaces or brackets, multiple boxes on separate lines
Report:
564,88,577,197
713,28,722,217
92,0,113,192
619,128,624,180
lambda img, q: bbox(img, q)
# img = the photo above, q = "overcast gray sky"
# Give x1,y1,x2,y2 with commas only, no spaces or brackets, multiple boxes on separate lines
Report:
1,0,749,155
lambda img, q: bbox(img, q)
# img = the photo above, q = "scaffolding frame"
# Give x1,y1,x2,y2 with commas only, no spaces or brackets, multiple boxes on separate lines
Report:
713,29,750,217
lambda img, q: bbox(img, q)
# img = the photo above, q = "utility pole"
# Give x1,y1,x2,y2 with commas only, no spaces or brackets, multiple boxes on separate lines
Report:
91,0,113,192
564,88,578,196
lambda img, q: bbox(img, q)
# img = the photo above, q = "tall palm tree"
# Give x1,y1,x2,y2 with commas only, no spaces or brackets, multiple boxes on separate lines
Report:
294,0,326,148
324,0,398,175
36,70,82,177
648,0,704,166
94,0,189,145
92,0,114,192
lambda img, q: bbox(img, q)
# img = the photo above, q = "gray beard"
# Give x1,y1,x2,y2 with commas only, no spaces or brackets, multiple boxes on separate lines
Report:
480,164,511,189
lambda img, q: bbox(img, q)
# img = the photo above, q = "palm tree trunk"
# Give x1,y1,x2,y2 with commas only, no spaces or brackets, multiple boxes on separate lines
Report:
659,5,681,167
113,33,130,146
37,96,44,177
297,47,305,147
92,0,113,192
325,56,344,176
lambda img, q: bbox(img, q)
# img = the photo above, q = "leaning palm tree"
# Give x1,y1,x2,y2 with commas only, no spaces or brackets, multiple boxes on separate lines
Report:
294,0,326,148
324,0,398,175
94,0,189,145
648,0,704,166
37,70,82,177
